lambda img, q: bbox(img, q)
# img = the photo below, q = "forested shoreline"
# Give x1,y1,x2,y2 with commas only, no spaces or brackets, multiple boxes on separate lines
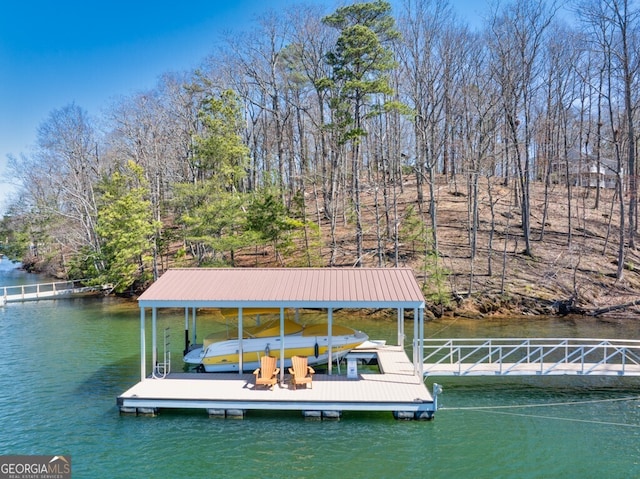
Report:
3,0,640,318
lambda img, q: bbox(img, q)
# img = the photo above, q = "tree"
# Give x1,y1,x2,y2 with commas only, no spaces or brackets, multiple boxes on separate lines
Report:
193,90,251,189
220,12,292,196
488,0,556,257
323,0,400,266
246,190,295,264
396,0,457,255
173,90,253,265
578,0,640,279
33,103,102,253
284,6,341,264
459,33,500,294
174,179,258,266
93,161,158,293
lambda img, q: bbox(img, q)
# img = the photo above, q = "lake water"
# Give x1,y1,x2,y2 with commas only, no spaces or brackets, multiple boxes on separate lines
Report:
0,259,639,478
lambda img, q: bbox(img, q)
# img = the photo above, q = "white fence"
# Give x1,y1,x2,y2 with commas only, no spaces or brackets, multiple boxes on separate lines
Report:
423,338,640,377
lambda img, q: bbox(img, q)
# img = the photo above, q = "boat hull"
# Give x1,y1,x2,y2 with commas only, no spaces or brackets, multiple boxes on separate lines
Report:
184,327,368,373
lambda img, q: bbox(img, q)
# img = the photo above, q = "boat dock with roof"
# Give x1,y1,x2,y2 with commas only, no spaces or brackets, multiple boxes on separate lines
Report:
117,268,438,420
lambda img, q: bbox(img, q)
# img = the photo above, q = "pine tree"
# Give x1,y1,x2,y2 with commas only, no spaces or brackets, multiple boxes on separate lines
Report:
94,161,159,293
322,0,399,266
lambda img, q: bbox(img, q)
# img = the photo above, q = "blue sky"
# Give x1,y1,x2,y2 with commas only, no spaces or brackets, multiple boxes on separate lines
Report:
0,0,483,209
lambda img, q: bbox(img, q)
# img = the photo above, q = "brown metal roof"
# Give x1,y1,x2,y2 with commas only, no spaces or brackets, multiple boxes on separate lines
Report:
138,268,425,309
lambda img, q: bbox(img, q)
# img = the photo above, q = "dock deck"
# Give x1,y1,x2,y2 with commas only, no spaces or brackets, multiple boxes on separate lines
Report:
117,346,435,420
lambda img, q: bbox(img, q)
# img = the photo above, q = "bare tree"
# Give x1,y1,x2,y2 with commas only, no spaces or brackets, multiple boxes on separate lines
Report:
34,103,102,253
459,32,500,294
578,0,640,279
396,0,454,255
488,0,556,257
538,23,581,246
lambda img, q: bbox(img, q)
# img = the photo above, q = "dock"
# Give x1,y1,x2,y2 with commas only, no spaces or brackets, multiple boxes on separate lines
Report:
118,346,437,420
120,268,433,420
1,279,111,303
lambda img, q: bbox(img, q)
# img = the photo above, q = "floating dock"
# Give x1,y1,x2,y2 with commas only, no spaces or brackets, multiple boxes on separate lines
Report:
119,268,434,420
118,346,437,420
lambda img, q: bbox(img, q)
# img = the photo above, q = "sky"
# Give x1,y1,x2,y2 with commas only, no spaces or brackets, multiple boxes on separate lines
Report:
0,0,483,211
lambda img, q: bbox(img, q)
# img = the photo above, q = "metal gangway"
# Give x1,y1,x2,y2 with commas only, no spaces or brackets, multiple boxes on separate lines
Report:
422,338,640,377
0,279,112,304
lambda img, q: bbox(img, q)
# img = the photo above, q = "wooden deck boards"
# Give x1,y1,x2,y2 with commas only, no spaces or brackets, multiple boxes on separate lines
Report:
117,346,434,417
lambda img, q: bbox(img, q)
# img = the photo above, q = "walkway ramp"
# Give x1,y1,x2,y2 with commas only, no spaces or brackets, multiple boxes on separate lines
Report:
1,280,111,303
423,338,640,377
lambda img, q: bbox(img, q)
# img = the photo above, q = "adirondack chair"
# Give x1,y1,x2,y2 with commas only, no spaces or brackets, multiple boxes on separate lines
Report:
253,355,279,390
288,355,315,389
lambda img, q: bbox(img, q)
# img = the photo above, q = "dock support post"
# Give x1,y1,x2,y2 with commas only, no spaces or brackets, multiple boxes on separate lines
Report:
433,383,443,411
140,308,146,381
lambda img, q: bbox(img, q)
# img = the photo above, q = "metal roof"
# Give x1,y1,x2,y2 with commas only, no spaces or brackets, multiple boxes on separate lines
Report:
138,268,425,309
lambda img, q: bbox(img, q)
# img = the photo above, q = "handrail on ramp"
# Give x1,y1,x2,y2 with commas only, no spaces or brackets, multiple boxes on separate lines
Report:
423,338,640,377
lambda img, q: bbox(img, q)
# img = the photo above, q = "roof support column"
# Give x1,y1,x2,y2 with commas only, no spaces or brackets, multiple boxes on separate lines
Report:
418,307,425,381
183,308,189,356
397,308,405,348
279,307,285,383
328,308,333,375
191,307,197,347
140,307,146,381
413,307,419,375
238,308,244,375
152,307,157,377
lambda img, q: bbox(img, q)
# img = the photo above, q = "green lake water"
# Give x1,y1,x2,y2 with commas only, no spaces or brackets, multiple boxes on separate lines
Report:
0,259,639,478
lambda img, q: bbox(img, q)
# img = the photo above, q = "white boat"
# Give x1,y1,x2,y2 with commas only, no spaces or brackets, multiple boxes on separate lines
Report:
183,317,369,373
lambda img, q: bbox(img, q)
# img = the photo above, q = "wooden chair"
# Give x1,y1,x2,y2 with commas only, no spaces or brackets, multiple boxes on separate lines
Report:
253,355,279,390
288,355,315,390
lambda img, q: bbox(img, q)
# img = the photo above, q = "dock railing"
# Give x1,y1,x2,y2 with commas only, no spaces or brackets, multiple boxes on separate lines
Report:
1,279,112,303
422,338,640,376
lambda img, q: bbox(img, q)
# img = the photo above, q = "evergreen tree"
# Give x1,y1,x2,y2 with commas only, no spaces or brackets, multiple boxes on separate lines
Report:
93,161,158,293
246,191,293,263
175,89,255,265
193,89,250,189
323,0,399,266
175,182,257,266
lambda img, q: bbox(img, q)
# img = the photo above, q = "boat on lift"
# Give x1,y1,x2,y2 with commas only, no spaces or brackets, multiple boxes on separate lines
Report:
183,316,369,373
